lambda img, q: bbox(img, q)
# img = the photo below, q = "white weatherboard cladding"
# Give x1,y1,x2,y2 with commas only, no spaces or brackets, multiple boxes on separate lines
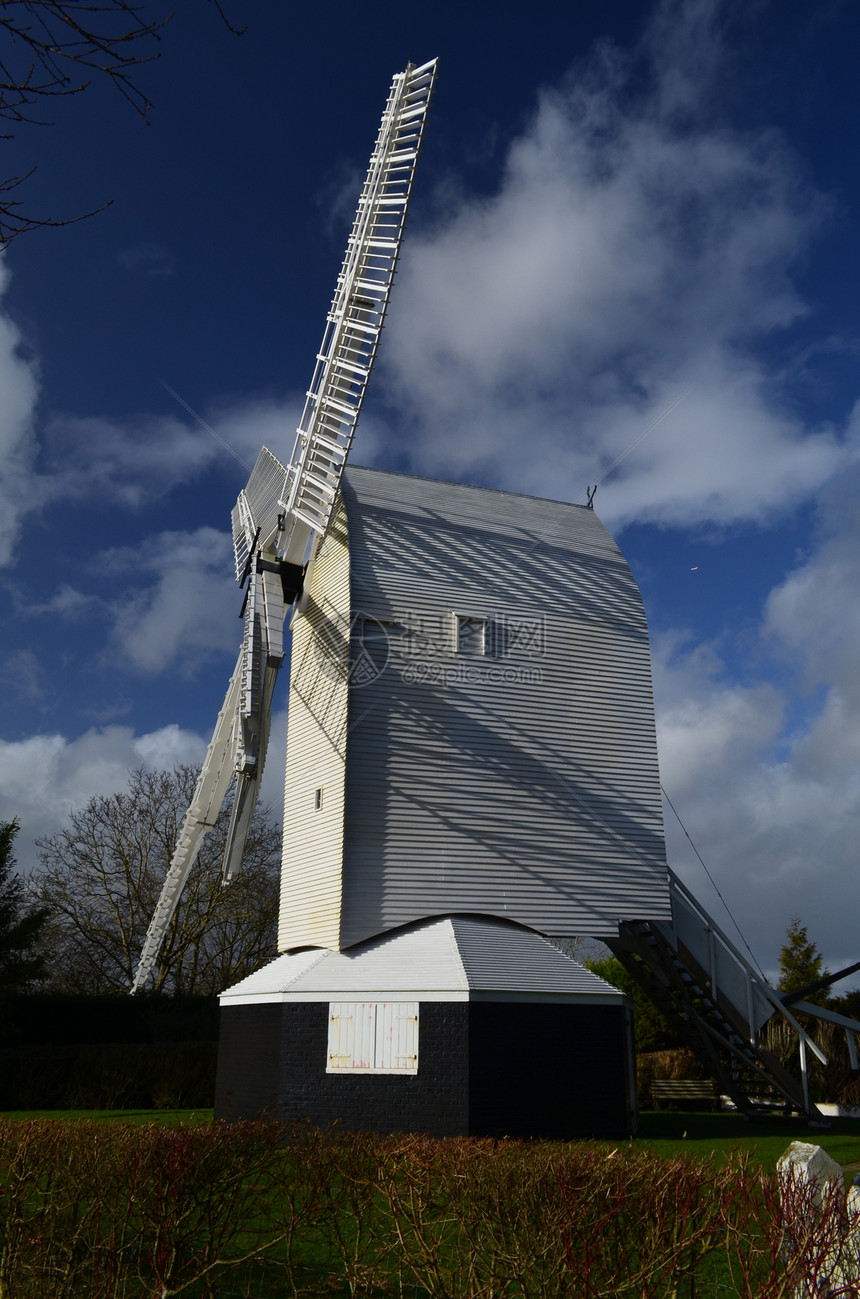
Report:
221,916,625,1005
338,468,670,946
279,500,350,950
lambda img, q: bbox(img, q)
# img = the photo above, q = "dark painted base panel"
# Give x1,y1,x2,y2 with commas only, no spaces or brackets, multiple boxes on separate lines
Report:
215,1000,635,1138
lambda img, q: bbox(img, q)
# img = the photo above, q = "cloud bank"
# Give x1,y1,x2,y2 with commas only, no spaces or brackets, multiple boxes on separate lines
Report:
381,0,852,530
0,723,207,874
0,261,40,566
0,272,303,568
0,705,290,879
100,526,239,675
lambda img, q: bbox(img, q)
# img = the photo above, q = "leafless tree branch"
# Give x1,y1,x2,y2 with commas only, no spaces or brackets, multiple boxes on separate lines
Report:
31,765,280,995
0,1,243,243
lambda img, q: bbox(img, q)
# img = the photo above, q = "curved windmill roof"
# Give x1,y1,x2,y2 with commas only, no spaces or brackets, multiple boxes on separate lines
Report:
222,915,625,1004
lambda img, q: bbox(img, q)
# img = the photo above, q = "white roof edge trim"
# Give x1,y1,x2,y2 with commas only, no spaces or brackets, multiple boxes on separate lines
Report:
219,989,627,1007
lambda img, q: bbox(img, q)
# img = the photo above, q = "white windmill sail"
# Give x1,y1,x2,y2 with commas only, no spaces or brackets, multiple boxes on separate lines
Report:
131,58,437,994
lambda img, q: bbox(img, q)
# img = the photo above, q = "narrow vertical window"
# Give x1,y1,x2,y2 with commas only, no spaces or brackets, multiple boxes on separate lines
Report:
314,788,323,811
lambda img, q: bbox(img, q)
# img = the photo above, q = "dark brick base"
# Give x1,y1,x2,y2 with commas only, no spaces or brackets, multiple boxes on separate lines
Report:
469,1001,634,1137
215,999,635,1137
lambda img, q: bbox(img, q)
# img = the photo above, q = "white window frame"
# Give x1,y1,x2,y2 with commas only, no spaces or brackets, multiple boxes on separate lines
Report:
326,1002,419,1074
453,613,487,657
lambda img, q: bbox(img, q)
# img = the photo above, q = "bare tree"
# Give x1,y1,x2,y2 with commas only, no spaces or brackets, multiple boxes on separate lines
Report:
0,1,243,242
31,765,279,995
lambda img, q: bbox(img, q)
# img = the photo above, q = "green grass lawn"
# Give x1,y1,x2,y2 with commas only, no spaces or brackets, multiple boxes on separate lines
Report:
633,1108,860,1175
0,1107,214,1123
2,1106,857,1176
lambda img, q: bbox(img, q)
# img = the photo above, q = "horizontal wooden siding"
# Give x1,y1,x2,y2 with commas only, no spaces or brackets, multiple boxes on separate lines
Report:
339,468,670,945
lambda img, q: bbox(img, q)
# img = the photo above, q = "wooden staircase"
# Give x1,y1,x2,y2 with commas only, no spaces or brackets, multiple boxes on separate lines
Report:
607,872,856,1120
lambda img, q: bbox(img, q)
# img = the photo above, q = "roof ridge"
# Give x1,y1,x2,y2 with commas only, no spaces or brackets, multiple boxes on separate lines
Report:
280,948,330,990
345,463,589,513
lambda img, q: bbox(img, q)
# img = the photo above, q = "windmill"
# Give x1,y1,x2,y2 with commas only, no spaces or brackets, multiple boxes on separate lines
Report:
132,58,438,995
136,60,860,1136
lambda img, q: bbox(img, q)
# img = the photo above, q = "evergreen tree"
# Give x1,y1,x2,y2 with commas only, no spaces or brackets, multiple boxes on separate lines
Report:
777,916,830,1004
587,955,681,1052
0,820,50,995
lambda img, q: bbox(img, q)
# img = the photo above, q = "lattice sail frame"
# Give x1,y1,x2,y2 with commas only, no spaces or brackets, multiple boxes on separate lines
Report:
131,59,437,994
231,57,438,578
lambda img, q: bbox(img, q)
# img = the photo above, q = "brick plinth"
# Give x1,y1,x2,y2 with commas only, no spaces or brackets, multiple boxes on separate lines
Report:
215,999,634,1137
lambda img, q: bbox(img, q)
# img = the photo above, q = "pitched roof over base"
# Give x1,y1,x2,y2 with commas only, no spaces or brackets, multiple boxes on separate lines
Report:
220,916,625,1005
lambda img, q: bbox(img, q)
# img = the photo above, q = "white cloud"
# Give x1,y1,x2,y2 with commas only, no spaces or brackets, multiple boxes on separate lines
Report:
0,723,207,874
117,243,174,277
0,258,40,566
653,601,860,976
133,724,208,769
25,583,100,619
201,395,303,469
654,633,785,796
763,458,860,707
0,648,45,700
1,360,302,553
101,526,240,674
37,393,302,512
259,704,288,820
39,410,218,510
377,0,853,529
0,711,290,879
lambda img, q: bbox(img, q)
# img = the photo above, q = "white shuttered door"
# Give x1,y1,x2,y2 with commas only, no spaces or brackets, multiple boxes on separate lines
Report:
327,1002,418,1073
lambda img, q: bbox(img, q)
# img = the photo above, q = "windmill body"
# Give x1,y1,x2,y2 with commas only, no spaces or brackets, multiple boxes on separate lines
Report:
219,470,859,1134
216,468,666,1137
279,467,671,953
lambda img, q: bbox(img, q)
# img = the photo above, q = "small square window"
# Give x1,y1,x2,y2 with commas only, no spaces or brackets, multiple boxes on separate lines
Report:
456,615,485,657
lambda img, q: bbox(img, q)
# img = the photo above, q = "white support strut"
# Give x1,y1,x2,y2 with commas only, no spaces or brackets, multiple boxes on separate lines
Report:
131,650,244,993
131,59,437,993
